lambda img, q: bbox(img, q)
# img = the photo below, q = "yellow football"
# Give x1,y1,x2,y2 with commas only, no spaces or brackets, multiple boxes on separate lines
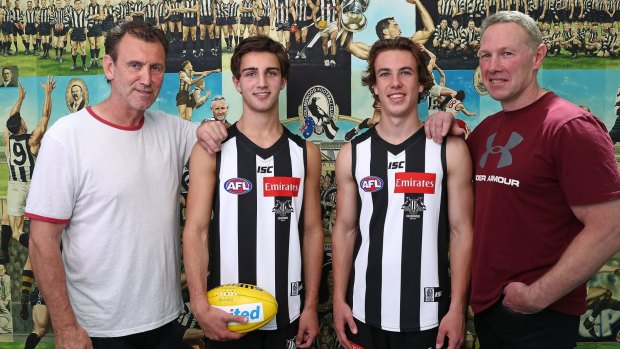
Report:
207,283,278,333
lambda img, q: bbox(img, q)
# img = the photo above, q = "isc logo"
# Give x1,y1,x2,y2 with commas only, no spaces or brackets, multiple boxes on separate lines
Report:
224,178,252,194
213,303,265,324
257,166,273,173
359,176,384,192
388,161,404,169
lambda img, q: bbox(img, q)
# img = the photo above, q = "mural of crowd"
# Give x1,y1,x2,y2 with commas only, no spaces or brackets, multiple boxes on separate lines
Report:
0,0,619,348
428,0,620,60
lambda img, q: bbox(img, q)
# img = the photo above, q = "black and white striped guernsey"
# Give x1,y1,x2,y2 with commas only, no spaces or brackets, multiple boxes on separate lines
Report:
348,127,450,332
8,134,36,183
209,124,307,330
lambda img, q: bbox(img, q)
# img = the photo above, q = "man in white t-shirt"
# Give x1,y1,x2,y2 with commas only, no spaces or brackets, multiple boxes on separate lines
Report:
25,20,231,348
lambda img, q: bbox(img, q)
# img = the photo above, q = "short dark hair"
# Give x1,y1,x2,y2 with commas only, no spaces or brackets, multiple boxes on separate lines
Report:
2,67,10,74
6,112,22,134
375,17,393,39
104,20,169,63
361,37,434,103
230,36,289,80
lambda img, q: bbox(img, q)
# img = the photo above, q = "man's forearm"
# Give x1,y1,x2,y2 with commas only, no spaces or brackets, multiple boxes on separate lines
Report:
29,223,80,331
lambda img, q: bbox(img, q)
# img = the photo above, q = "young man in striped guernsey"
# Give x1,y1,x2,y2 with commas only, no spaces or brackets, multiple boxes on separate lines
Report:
332,37,473,349
183,35,324,349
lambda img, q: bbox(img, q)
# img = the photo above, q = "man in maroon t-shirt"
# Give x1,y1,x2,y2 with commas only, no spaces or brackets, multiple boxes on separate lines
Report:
425,10,620,349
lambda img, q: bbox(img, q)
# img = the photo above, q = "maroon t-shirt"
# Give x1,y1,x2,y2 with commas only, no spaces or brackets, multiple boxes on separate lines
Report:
467,92,620,315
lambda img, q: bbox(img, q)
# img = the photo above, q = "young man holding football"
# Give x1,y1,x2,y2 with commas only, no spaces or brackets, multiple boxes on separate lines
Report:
332,37,473,349
183,35,324,349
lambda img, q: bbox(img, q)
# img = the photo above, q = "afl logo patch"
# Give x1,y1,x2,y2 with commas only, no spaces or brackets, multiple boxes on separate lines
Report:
298,85,340,140
359,176,384,192
224,178,252,195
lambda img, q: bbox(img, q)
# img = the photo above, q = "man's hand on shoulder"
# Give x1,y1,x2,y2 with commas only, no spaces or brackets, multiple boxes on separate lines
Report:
424,111,463,144
196,119,228,155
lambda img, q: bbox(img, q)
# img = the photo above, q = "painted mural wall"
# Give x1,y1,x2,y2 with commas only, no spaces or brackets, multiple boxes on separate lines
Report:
0,0,619,347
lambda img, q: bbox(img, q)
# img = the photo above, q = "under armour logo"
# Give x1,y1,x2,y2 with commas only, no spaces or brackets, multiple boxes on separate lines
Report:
479,132,523,168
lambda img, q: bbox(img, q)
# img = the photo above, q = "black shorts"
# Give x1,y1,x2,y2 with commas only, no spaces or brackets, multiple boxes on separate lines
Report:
30,287,46,306
239,16,253,25
13,23,24,35
70,28,86,42
53,25,68,36
256,15,269,26
158,16,167,25
87,24,103,37
226,17,238,26
1,22,12,35
275,21,289,31
345,318,439,349
182,17,197,27
215,16,227,26
176,90,190,106
206,319,299,349
145,17,157,27
102,17,115,32
24,23,36,35
91,320,188,349
38,22,51,35
297,19,311,28
200,15,213,25
169,14,181,22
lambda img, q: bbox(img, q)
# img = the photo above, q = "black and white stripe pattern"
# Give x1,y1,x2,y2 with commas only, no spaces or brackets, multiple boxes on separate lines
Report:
25,8,37,24
8,134,36,183
210,125,307,331
295,0,310,20
199,0,212,17
318,0,338,24
215,1,228,18
274,0,289,23
348,128,450,332
87,3,101,24
67,8,88,28
182,0,197,19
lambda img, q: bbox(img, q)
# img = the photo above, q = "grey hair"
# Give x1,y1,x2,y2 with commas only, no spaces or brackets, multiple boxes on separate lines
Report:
481,11,542,51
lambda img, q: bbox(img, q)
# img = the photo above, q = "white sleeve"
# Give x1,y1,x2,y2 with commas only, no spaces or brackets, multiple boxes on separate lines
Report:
25,133,77,223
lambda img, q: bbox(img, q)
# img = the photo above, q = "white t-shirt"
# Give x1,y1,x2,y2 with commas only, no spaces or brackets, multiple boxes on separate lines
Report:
25,107,197,337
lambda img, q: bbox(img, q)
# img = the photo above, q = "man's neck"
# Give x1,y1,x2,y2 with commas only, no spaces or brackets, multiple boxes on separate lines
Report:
92,99,145,127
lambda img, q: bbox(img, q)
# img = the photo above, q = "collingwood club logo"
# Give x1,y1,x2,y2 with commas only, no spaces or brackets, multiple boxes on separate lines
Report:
401,196,426,220
298,85,340,140
273,199,294,221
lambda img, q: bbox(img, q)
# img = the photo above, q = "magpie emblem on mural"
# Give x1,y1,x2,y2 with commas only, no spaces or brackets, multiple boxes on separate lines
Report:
298,85,340,140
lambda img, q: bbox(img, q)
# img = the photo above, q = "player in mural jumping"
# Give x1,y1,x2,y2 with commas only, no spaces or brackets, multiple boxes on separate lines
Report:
582,264,620,339
340,0,435,61
4,77,56,251
176,60,220,121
